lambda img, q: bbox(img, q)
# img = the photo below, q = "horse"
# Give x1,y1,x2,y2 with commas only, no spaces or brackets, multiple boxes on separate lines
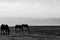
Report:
22,24,30,32
15,25,23,32
1,24,10,34
15,24,30,32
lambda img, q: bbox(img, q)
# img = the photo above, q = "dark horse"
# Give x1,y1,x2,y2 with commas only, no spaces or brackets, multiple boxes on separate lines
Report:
22,24,30,32
15,25,23,32
15,24,30,32
1,24,10,34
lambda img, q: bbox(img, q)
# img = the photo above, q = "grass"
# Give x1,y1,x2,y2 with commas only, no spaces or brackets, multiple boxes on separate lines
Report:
0,26,60,40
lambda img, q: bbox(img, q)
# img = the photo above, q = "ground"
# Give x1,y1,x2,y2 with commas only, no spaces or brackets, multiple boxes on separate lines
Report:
0,26,60,40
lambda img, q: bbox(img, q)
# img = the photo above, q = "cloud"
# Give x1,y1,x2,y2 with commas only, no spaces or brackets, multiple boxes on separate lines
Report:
0,2,8,7
35,2,41,5
0,0,60,18
52,0,60,4
0,1,41,11
0,2,21,11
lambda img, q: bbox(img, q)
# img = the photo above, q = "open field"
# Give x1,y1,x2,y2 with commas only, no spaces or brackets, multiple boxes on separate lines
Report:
0,26,60,40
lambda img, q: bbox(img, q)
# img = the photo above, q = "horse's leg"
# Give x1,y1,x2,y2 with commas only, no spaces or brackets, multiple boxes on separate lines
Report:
1,30,2,34
8,29,10,34
5,30,8,34
15,27,17,31
28,27,30,32
15,28,18,33
5,30,7,34
27,27,30,33
22,28,23,32
22,27,24,32
3,30,4,34
1,29,2,34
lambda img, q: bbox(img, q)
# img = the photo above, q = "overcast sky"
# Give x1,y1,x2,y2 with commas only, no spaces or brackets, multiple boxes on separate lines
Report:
0,0,60,18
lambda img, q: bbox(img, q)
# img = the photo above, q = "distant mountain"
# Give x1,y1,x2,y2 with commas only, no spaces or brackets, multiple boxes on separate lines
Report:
0,18,60,26
43,18,60,24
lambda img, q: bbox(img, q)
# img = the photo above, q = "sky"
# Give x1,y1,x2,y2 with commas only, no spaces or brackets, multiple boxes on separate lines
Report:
0,0,60,26
0,0,60,18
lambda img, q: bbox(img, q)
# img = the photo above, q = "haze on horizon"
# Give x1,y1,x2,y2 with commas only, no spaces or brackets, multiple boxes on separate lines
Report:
0,0,60,18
